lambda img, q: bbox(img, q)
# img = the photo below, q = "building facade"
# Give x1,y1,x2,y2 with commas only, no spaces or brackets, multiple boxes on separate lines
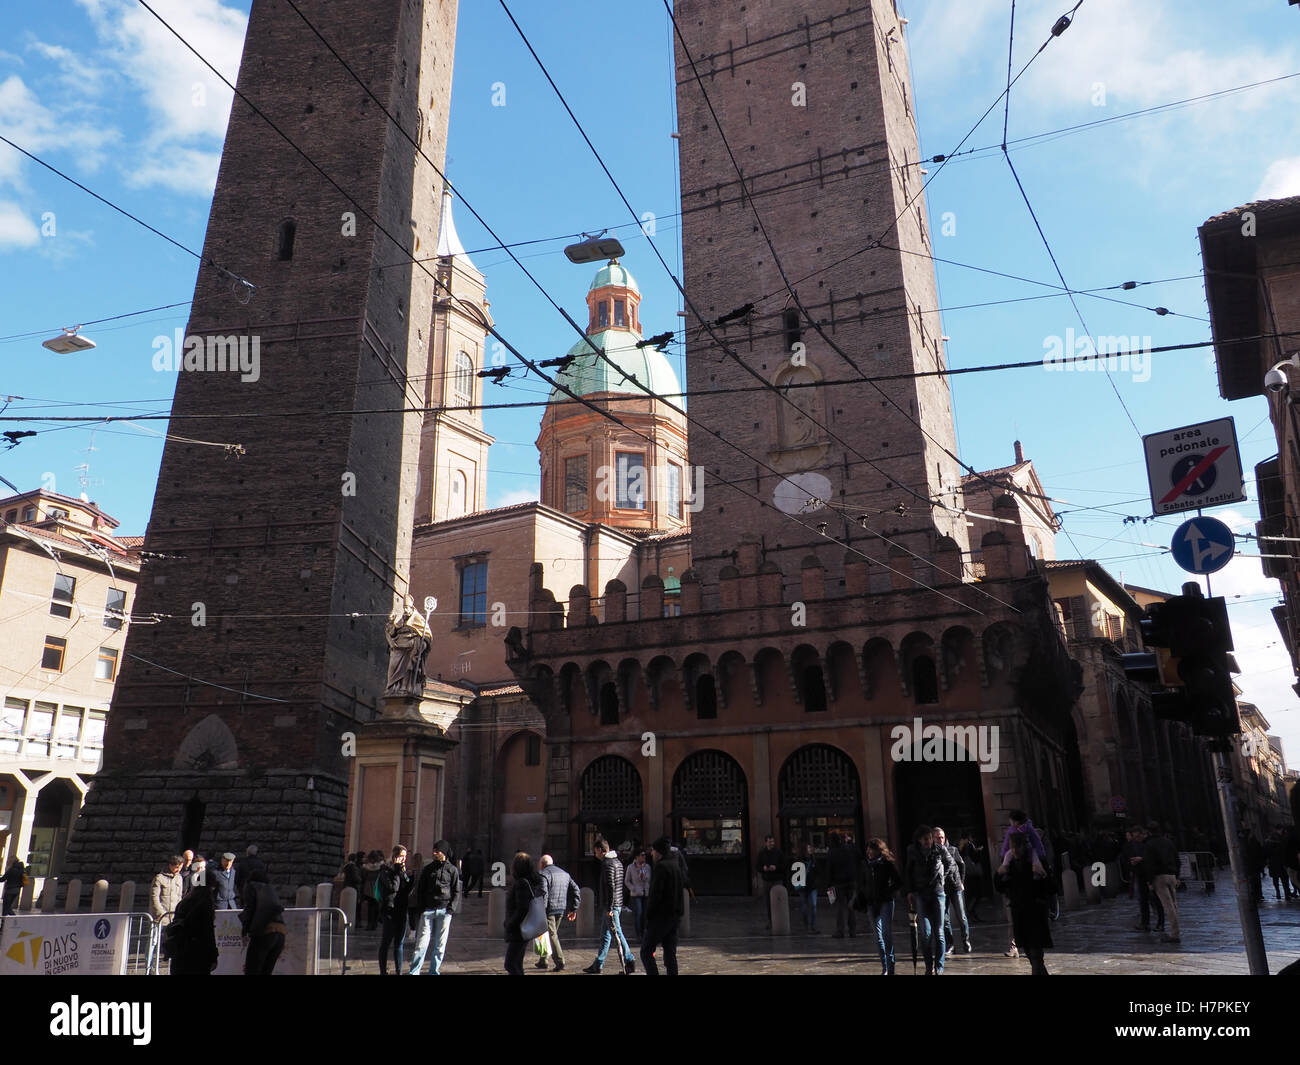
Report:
0,490,139,890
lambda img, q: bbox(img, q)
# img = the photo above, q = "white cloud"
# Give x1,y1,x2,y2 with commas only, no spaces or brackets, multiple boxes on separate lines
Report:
0,201,40,249
0,73,120,186
1257,156,1300,200
126,146,222,197
488,487,539,510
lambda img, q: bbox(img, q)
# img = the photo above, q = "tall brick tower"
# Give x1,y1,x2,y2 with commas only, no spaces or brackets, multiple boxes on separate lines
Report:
674,0,969,589
62,0,459,887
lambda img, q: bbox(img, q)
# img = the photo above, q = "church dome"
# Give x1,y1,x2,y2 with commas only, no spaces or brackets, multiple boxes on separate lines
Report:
588,260,639,293
548,330,681,402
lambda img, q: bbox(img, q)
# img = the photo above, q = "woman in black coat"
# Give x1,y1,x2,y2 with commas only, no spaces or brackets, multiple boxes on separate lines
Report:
503,852,544,976
377,845,412,975
2,859,24,916
995,832,1053,975
168,885,219,975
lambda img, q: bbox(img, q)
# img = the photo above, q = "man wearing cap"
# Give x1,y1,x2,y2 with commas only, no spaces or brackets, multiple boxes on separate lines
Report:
407,840,461,975
212,852,239,910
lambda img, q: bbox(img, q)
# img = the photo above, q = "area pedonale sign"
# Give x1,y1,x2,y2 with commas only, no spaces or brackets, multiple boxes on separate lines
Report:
1142,416,1245,516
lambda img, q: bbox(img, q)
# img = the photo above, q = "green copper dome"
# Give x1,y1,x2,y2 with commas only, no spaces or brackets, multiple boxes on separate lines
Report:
589,260,639,293
548,329,681,403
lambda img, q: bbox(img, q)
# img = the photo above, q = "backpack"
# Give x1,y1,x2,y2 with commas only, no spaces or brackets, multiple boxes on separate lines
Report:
519,880,548,941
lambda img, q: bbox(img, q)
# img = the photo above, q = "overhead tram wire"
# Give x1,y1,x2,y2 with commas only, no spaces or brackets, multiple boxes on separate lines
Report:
666,0,1110,527
136,1,988,615
494,0,1023,609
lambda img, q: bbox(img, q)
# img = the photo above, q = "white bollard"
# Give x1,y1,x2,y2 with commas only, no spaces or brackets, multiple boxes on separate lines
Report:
486,886,508,933
91,880,109,913
19,877,35,912
679,889,691,938
40,878,58,912
295,885,314,907
315,882,333,910
769,884,790,934
339,886,358,929
119,880,136,913
64,878,83,913
575,886,596,937
1061,871,1081,910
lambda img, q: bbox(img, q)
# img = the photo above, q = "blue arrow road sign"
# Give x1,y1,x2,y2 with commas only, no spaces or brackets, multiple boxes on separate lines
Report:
1170,517,1235,575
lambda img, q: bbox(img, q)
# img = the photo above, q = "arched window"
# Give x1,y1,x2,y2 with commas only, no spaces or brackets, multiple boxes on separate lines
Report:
453,351,474,401
912,655,939,704
802,666,827,713
696,675,718,720
449,470,467,517
276,219,296,261
599,682,619,725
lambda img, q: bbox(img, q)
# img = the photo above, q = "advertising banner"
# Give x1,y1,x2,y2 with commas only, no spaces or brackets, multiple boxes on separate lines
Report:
0,914,130,975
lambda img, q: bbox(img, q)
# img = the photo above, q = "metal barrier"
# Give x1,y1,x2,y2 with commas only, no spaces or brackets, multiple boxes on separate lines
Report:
311,906,350,975
1178,851,1217,893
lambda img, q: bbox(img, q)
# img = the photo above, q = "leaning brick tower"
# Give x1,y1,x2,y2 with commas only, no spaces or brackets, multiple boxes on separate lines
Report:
62,0,458,887
673,0,969,591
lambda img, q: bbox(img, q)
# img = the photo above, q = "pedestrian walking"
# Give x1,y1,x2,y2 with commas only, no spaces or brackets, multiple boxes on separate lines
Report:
995,833,1053,975
1267,831,1295,900
2,857,26,916
1143,822,1181,944
934,827,970,954
797,843,821,934
239,868,287,975
407,840,460,975
640,836,684,976
1284,823,1300,900
537,854,580,971
504,852,546,976
624,849,651,939
826,832,860,939
211,852,239,910
377,845,412,976
167,883,218,975
1125,826,1164,932
1242,831,1266,902
958,831,987,921
904,825,954,975
584,836,636,974
999,810,1046,956
755,834,788,931
861,838,902,975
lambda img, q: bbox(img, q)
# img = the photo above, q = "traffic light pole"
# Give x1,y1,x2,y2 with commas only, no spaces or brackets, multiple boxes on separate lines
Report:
1212,750,1269,975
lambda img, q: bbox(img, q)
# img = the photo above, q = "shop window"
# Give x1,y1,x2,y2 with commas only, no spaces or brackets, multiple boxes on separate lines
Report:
50,574,76,618
912,655,939,704
104,587,127,630
42,635,67,672
599,682,619,725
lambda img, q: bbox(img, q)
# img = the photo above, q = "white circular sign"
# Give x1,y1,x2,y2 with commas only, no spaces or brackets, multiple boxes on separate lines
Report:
773,472,832,515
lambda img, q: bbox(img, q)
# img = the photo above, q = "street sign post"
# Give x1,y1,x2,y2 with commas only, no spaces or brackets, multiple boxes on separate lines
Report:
1142,416,1245,516
1170,516,1235,575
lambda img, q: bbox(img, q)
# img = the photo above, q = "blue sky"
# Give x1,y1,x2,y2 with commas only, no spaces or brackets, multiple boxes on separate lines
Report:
2,0,1298,756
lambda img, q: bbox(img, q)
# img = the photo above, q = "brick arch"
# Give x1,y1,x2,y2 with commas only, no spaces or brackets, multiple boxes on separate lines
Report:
940,626,975,692
752,646,789,708
862,637,896,700
790,644,828,712
899,631,937,702
645,654,678,712
715,650,748,709
824,640,861,702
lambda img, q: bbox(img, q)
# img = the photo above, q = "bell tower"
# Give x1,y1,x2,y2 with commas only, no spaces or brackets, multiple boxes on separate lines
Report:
62,0,460,887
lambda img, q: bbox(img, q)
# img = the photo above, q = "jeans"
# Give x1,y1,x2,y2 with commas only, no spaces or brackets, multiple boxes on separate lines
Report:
504,939,526,975
407,908,452,975
378,914,405,975
833,886,856,935
917,893,946,972
867,901,894,972
944,889,970,950
594,908,633,969
641,915,679,976
628,896,647,938
800,888,818,930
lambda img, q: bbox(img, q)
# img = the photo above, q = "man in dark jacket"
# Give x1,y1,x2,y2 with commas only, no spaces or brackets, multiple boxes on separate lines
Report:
239,869,286,975
826,832,859,939
406,840,460,975
584,836,635,974
640,836,685,976
377,845,412,976
755,834,788,932
904,825,956,975
1125,826,1165,932
935,827,970,954
1143,822,1180,944
537,854,580,972
211,852,239,910
234,845,266,898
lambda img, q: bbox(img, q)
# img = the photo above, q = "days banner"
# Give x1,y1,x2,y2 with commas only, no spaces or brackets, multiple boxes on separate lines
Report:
0,914,130,975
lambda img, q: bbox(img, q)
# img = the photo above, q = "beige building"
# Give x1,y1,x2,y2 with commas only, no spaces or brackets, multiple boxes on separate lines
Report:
964,441,1060,565
0,489,139,892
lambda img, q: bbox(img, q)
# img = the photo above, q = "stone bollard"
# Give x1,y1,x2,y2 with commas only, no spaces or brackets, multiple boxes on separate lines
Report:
339,886,358,929
1103,861,1122,898
576,887,596,938
315,883,333,911
92,880,109,913
19,877,35,912
119,880,136,913
486,886,508,933
1061,871,1081,911
41,879,60,912
64,878,83,914
1085,871,1102,905
679,889,691,938
769,885,790,934
295,885,314,907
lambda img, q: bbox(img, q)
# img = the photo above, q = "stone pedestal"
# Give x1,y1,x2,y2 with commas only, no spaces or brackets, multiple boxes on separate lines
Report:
345,696,458,858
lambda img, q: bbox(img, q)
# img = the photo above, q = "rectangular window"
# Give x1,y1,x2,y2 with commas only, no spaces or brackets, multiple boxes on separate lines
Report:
4,509,16,522
50,573,76,618
30,702,56,739
95,646,119,681
42,635,67,672
525,734,541,766
459,561,488,627
597,301,609,328
615,452,646,510
1,698,25,754
614,299,626,327
104,587,127,630
84,714,107,748
564,455,588,514
22,506,35,522
667,463,682,519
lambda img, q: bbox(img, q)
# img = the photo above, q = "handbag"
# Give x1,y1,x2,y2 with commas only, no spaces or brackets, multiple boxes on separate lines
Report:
519,882,548,941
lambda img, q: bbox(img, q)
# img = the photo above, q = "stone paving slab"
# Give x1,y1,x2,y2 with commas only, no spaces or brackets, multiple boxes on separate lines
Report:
334,872,1300,975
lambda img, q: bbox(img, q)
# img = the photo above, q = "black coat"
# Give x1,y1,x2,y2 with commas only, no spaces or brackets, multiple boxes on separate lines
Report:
996,857,1053,950
414,859,461,914
239,880,284,938
646,853,685,923
860,856,902,906
169,887,218,974
377,863,412,922
210,866,238,909
504,873,544,943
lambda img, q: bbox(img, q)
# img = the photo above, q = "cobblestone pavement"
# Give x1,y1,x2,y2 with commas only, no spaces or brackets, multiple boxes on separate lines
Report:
336,871,1300,975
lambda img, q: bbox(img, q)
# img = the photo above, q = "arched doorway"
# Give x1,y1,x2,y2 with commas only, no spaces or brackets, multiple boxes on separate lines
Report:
779,744,862,859
671,750,748,895
577,755,643,886
894,754,987,860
